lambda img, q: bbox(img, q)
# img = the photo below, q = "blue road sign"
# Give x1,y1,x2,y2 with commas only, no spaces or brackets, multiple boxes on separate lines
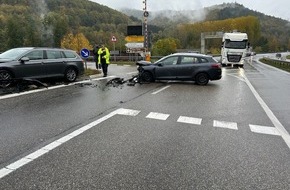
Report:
80,48,90,59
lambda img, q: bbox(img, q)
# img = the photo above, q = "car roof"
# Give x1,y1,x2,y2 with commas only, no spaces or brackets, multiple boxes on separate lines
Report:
169,52,212,58
13,47,73,51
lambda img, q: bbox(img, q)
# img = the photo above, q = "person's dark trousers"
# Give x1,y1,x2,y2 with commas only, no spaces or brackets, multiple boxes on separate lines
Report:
96,63,101,69
94,57,100,69
101,63,108,76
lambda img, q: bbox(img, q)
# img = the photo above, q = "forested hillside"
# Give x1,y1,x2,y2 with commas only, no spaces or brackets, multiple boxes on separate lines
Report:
122,3,290,53
0,0,289,54
0,0,138,52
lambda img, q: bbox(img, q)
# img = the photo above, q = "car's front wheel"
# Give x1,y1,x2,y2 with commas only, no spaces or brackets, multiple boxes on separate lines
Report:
195,73,209,85
0,69,13,88
141,71,154,82
64,67,78,82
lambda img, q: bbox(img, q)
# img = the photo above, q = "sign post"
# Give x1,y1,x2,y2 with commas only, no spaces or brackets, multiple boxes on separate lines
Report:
111,36,117,62
80,48,90,69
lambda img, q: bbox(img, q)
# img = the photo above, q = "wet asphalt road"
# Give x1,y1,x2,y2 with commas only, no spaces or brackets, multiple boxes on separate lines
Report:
0,57,290,189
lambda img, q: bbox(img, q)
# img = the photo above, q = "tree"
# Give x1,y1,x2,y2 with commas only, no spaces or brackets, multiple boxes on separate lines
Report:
61,32,92,52
6,15,25,48
152,38,179,56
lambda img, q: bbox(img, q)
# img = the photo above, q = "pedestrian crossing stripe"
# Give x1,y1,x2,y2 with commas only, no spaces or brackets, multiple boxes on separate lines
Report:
120,109,280,136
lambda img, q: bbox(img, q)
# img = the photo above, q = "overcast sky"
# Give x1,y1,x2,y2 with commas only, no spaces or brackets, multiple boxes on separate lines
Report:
90,0,289,21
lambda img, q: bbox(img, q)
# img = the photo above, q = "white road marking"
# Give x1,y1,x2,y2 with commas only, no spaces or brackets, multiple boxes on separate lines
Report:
0,108,140,179
116,108,141,116
0,76,117,100
241,69,290,149
151,85,171,95
249,124,281,136
177,116,202,125
146,112,170,120
126,71,138,75
213,120,238,130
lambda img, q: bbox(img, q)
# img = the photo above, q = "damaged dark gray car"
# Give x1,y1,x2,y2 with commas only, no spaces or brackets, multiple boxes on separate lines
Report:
137,53,222,85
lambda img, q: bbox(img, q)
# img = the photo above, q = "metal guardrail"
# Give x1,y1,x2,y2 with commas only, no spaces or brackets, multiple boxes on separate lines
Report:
260,57,290,72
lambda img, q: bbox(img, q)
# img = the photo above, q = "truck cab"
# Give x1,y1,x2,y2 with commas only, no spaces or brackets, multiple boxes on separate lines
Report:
221,32,249,67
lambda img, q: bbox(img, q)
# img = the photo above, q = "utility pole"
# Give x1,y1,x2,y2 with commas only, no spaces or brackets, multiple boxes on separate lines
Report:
143,0,150,61
143,0,149,52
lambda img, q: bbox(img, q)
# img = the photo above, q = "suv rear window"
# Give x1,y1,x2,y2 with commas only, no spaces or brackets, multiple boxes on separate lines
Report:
46,50,63,59
63,51,77,58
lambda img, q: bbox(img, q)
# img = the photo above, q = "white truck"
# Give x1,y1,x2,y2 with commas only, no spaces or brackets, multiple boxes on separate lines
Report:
221,32,250,67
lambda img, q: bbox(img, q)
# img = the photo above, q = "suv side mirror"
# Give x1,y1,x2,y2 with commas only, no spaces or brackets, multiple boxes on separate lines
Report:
20,57,30,63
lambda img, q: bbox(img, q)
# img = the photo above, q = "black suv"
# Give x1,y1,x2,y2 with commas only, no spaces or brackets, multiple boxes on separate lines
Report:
0,47,84,87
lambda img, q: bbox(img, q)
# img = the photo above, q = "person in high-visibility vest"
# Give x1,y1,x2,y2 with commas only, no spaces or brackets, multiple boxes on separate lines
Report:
98,44,110,77
93,44,100,69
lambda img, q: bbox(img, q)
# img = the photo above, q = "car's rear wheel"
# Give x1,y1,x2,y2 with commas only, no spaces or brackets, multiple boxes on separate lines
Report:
195,73,209,85
64,67,77,82
0,69,13,88
141,71,154,82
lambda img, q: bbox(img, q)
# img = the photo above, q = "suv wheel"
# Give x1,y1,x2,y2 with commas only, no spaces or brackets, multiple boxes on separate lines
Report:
65,67,77,82
0,70,13,88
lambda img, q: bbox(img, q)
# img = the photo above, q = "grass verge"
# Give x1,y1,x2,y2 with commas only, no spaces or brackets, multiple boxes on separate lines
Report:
259,58,290,73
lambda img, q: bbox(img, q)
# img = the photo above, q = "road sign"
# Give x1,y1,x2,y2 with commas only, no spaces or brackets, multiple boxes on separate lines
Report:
125,36,144,42
125,43,144,49
111,36,117,42
80,48,90,59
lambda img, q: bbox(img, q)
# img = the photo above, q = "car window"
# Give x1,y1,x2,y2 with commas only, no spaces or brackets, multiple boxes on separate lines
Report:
24,50,44,60
46,50,62,59
180,56,198,64
0,48,32,59
63,51,77,58
198,58,209,63
159,56,178,65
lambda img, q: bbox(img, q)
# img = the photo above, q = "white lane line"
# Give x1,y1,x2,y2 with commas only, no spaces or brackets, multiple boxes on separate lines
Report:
177,116,202,125
151,85,171,95
0,76,117,100
146,112,170,120
0,108,140,179
241,69,290,149
213,120,238,130
126,71,138,75
249,124,281,136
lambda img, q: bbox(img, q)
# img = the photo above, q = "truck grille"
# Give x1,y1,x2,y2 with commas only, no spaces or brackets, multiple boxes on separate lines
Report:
227,55,242,62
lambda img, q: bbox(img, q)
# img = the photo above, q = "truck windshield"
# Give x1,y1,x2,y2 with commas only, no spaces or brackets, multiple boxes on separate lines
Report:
224,39,247,49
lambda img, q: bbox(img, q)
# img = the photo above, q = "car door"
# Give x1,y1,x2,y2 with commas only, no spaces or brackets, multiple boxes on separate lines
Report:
154,56,180,80
14,50,45,78
174,56,199,79
43,50,66,77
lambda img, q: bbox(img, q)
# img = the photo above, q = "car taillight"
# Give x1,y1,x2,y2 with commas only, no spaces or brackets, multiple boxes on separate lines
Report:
211,63,221,68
